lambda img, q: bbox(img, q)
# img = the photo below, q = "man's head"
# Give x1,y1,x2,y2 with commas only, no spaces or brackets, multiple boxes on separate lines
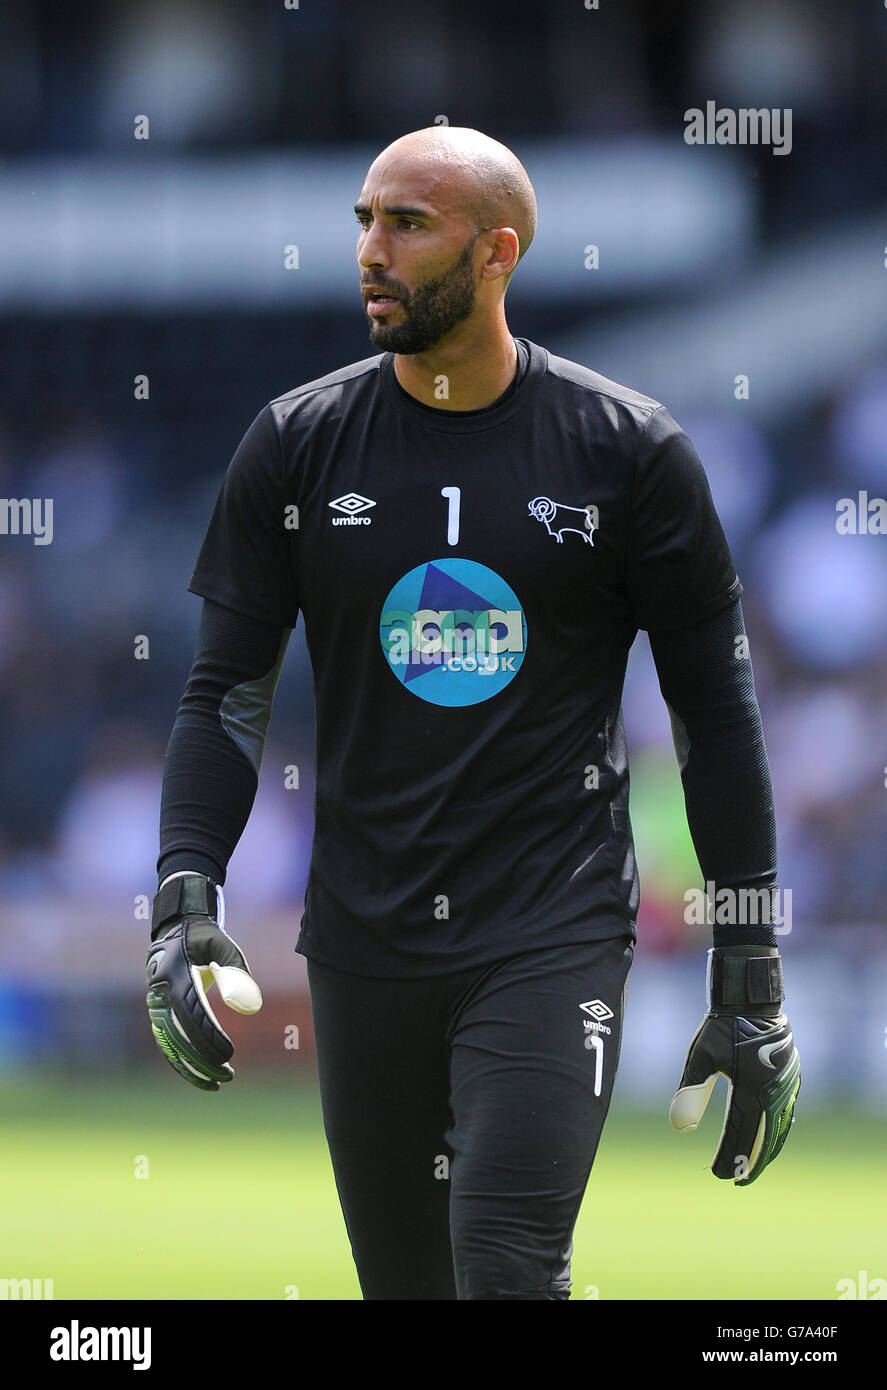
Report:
356,126,536,354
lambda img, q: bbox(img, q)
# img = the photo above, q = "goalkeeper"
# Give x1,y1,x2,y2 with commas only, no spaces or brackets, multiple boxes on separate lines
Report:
146,124,800,1298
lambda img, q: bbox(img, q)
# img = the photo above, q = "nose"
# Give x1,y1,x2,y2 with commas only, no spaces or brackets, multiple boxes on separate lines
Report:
357,218,389,271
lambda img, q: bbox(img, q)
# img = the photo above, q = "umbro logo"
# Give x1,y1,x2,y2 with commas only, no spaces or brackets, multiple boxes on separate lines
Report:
330,492,375,514
580,999,613,1036
329,493,376,526
580,999,613,1021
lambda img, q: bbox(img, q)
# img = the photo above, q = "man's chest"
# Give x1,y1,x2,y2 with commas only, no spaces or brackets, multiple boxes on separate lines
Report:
286,413,632,616
280,410,636,705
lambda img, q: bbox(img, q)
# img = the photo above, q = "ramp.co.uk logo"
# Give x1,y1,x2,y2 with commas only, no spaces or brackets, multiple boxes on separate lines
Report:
379,558,526,707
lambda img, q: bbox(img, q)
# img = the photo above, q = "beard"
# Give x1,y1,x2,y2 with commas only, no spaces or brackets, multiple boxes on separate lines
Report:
365,234,478,354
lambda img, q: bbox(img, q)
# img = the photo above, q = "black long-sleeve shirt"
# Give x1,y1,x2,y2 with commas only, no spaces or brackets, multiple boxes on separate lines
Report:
158,340,778,974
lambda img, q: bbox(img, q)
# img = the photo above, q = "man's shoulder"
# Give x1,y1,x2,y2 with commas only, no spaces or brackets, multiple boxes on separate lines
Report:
268,353,383,420
539,344,666,421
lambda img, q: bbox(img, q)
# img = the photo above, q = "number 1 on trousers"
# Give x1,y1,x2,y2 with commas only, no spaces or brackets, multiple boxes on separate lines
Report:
586,1032,604,1096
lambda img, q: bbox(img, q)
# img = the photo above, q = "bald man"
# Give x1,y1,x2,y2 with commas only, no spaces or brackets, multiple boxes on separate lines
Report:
147,126,800,1300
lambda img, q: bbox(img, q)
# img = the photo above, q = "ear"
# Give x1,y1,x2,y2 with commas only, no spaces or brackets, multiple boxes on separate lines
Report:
480,226,520,283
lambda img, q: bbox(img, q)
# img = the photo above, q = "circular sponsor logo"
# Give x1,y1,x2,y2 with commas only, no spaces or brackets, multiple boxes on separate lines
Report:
379,558,527,707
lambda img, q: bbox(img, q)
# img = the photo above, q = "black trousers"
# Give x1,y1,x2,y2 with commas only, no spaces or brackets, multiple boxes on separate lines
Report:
306,935,634,1300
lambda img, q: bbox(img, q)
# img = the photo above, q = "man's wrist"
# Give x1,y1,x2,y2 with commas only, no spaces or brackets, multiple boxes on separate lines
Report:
151,870,222,941
712,923,778,949
706,944,784,1017
157,851,225,888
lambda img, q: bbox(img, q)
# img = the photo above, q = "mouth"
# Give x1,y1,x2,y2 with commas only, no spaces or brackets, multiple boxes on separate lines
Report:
363,288,402,317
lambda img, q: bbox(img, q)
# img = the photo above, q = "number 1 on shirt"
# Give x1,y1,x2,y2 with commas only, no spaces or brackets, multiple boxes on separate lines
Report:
441,486,461,545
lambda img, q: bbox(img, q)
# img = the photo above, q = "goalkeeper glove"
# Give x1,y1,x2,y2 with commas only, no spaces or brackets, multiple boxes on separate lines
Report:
146,871,262,1091
669,944,800,1186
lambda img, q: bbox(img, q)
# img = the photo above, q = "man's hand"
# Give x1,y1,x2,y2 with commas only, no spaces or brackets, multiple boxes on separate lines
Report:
146,871,262,1091
669,945,800,1186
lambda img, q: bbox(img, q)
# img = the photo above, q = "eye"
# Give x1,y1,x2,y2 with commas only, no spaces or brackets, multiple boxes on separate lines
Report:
355,214,422,232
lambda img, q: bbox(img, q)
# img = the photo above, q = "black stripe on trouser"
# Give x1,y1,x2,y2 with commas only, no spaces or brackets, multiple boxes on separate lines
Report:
306,935,633,1300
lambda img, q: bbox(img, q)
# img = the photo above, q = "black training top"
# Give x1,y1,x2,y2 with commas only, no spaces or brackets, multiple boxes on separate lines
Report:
183,338,745,976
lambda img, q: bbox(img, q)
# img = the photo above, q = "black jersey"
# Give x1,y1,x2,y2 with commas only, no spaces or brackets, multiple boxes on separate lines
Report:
187,338,742,976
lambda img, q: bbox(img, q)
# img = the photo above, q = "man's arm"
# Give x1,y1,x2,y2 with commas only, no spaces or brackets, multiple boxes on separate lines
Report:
648,596,778,946
147,597,292,1089
648,597,800,1184
158,596,292,886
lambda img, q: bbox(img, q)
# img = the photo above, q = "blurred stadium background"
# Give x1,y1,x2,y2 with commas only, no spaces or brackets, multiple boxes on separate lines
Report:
1,0,886,1300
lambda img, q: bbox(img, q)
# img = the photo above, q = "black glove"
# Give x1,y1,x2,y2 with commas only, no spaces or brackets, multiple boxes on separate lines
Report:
669,944,800,1185
146,872,262,1091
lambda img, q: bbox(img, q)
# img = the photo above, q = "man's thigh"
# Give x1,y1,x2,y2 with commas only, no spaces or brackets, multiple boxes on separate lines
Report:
446,936,634,1300
306,957,468,1300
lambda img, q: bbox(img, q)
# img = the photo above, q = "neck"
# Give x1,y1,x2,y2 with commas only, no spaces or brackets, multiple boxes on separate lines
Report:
393,316,517,411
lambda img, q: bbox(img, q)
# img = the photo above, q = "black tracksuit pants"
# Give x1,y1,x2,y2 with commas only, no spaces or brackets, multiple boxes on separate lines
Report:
306,935,634,1300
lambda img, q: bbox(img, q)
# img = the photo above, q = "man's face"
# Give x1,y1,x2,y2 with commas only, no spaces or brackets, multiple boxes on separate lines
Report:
355,155,482,354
